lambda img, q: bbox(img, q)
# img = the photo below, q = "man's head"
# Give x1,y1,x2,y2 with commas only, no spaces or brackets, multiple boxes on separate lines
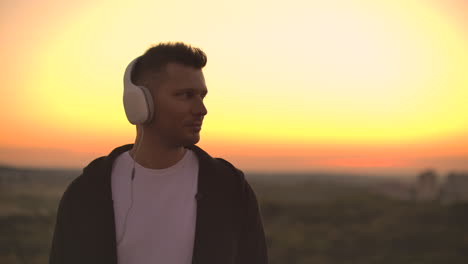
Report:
130,42,208,147
131,42,207,87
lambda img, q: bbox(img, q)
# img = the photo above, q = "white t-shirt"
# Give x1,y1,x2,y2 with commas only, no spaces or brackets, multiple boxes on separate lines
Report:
111,149,199,264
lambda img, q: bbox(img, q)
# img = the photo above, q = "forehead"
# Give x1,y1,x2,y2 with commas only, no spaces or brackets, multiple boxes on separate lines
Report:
161,63,206,89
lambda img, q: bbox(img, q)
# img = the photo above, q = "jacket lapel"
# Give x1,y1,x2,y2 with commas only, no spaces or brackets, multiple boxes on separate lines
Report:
189,145,226,264
91,145,132,263
95,144,222,264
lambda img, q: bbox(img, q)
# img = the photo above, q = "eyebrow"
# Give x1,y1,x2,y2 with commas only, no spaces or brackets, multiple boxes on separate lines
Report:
176,87,208,94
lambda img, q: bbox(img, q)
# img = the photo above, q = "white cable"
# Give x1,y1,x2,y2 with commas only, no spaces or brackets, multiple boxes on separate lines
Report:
117,128,144,246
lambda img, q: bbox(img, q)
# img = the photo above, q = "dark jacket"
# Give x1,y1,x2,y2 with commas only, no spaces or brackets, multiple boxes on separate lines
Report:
49,144,268,264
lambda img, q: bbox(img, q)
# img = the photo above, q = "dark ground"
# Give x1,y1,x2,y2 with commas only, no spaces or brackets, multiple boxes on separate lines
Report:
1,167,467,264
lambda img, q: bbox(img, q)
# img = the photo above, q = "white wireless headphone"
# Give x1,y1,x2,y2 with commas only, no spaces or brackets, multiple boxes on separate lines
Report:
123,56,155,125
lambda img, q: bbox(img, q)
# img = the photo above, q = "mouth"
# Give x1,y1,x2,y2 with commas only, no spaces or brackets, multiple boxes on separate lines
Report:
186,122,203,131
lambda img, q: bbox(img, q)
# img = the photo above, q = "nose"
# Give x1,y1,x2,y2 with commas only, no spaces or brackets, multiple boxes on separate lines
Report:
193,98,208,117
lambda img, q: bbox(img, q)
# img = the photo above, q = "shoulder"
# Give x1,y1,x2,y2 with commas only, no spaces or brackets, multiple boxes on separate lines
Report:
62,144,133,197
213,157,245,179
59,156,107,202
74,155,108,185
212,157,252,188
213,158,257,198
188,144,249,186
192,146,256,199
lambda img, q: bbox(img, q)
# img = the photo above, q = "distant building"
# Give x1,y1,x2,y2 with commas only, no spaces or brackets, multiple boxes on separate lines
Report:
439,172,468,204
413,170,439,201
369,170,468,204
374,181,413,200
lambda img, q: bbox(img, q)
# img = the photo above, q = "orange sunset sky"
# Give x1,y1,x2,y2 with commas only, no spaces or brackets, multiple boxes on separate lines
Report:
1,0,467,176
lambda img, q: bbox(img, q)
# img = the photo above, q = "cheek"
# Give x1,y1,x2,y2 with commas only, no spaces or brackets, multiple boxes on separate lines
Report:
155,102,188,124
153,93,194,121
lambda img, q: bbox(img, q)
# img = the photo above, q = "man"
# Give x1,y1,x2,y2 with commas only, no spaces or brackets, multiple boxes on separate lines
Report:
49,42,268,264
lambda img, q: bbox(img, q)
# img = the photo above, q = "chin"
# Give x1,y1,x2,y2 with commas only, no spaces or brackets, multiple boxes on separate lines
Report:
181,134,200,146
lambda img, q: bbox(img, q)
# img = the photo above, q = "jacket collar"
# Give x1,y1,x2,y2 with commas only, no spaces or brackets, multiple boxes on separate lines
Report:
83,144,221,264
82,143,217,197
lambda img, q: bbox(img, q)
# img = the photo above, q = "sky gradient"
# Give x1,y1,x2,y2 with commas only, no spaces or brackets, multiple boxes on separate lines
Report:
1,0,467,176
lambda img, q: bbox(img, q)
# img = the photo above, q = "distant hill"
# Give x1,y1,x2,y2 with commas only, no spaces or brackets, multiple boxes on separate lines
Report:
0,166,80,185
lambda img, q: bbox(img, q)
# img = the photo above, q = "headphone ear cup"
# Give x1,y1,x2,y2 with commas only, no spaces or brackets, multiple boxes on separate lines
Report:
123,85,153,124
123,57,155,125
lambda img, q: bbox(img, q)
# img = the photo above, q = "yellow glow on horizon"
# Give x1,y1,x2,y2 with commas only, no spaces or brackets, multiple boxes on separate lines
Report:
1,0,467,172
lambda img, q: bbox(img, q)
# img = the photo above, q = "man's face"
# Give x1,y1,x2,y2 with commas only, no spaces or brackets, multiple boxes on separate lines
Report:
147,62,208,147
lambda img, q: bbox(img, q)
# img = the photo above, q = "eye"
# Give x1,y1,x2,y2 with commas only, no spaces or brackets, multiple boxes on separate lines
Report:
177,91,195,98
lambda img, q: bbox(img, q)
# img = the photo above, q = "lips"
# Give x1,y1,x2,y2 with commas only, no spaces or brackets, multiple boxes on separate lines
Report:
186,120,203,126
186,122,203,131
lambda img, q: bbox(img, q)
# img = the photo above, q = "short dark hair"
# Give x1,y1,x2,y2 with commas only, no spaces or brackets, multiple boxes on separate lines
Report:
132,42,207,85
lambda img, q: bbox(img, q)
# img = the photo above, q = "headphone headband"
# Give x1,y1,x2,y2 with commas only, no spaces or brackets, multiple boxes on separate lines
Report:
123,56,155,125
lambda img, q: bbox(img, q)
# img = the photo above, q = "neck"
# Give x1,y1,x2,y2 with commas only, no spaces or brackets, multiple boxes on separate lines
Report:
129,132,187,170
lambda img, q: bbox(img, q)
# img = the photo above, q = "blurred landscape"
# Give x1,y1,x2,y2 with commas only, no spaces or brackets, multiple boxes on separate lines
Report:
1,165,468,264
